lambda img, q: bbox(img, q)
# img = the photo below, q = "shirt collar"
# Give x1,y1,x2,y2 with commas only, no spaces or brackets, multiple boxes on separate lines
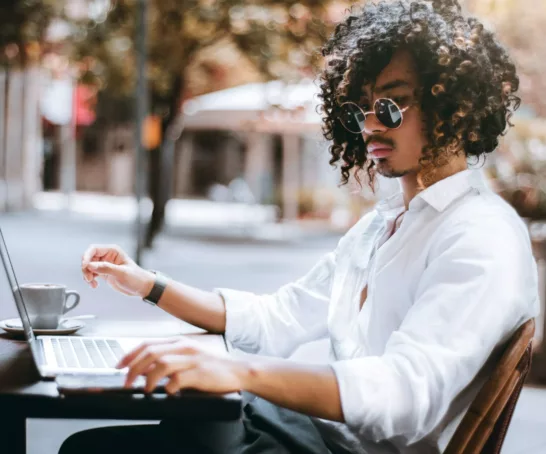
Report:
375,168,488,217
417,168,487,212
375,192,405,219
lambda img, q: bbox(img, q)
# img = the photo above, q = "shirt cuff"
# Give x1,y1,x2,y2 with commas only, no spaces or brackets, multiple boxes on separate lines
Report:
214,288,261,353
331,357,406,442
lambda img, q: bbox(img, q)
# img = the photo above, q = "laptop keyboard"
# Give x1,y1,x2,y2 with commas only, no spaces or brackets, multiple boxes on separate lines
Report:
50,338,125,369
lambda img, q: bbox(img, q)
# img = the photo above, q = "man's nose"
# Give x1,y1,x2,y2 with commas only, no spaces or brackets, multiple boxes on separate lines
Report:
362,112,387,139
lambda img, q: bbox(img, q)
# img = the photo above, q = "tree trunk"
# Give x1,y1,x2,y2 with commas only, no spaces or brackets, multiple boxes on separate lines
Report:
145,74,183,248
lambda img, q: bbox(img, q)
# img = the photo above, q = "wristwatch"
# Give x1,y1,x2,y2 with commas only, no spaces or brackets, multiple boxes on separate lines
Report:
142,270,170,306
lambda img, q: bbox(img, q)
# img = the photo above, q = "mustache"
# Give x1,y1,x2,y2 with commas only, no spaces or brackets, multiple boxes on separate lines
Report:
365,137,395,148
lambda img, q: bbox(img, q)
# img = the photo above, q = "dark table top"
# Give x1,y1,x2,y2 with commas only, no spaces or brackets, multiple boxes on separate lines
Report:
0,319,242,421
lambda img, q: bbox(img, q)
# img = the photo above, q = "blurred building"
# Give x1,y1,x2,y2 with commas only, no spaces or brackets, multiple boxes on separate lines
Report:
178,80,342,221
67,80,374,223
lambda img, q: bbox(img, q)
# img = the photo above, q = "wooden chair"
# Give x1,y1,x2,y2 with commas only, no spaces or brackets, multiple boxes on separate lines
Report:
445,318,535,454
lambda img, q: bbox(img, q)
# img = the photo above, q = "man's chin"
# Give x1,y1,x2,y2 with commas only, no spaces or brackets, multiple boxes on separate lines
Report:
375,161,412,179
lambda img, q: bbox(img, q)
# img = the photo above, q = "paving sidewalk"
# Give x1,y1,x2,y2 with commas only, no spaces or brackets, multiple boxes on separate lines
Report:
32,191,345,243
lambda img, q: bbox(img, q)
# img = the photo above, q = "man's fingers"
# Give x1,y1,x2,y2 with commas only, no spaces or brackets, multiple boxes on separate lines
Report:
123,340,187,387
81,248,95,267
82,270,95,283
165,369,200,395
144,356,195,393
82,244,122,267
126,344,176,381
116,338,180,370
82,246,104,266
82,251,97,283
116,343,149,370
87,261,123,277
82,264,98,282
82,245,112,284
124,348,162,387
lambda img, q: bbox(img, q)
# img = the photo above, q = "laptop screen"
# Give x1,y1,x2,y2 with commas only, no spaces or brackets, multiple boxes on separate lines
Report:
0,228,35,342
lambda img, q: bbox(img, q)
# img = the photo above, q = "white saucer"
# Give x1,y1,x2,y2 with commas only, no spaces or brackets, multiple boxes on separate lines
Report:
0,318,85,335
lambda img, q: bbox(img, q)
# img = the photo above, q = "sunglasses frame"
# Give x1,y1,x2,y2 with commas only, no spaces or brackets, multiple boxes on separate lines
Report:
338,97,411,134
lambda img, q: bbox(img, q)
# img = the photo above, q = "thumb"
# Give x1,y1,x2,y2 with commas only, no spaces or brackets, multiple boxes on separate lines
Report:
88,261,124,277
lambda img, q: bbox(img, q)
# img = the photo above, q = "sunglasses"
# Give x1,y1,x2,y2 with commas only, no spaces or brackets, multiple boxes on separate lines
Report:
338,98,411,134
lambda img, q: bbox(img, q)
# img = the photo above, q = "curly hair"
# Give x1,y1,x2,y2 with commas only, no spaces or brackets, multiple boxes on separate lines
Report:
318,0,520,189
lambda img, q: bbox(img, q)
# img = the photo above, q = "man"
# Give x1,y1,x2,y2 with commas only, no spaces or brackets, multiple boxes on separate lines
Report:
61,1,539,453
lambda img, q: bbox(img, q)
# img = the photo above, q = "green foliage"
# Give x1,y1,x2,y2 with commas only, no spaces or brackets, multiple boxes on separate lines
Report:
69,0,352,115
0,0,58,66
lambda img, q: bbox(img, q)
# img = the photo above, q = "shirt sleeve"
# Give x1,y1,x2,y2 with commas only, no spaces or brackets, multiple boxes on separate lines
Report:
215,248,336,357
331,217,540,444
215,212,375,358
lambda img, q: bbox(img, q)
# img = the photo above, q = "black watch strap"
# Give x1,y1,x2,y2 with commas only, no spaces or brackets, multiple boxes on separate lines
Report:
143,270,169,306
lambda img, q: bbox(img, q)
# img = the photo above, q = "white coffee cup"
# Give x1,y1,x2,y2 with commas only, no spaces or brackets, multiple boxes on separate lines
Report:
19,283,80,330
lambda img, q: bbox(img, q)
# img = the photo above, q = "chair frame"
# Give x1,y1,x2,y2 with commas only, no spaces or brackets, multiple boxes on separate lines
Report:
445,318,535,454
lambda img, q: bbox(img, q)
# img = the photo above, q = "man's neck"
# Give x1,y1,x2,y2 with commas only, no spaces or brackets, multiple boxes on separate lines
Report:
399,155,468,210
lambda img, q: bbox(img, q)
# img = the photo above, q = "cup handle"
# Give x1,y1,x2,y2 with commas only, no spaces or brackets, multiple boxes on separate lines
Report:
63,290,80,314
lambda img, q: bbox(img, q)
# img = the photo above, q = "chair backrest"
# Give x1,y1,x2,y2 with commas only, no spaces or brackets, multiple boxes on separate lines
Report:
445,318,535,454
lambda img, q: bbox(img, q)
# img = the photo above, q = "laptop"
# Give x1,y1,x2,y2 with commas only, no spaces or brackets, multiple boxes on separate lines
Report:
0,227,226,391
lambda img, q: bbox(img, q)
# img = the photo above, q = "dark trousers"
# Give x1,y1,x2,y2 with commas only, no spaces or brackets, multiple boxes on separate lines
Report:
59,393,346,454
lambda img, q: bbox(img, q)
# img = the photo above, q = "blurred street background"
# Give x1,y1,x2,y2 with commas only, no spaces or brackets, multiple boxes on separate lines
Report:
0,0,546,452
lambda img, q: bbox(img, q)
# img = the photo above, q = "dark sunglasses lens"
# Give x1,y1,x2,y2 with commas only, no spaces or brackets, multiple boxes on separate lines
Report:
375,99,402,128
339,103,365,133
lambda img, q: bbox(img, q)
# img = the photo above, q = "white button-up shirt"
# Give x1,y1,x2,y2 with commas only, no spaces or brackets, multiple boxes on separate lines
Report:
216,168,540,454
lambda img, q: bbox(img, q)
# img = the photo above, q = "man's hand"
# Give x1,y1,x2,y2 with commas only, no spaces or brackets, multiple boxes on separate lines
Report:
117,337,248,395
80,244,227,334
81,244,155,298
116,337,344,422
